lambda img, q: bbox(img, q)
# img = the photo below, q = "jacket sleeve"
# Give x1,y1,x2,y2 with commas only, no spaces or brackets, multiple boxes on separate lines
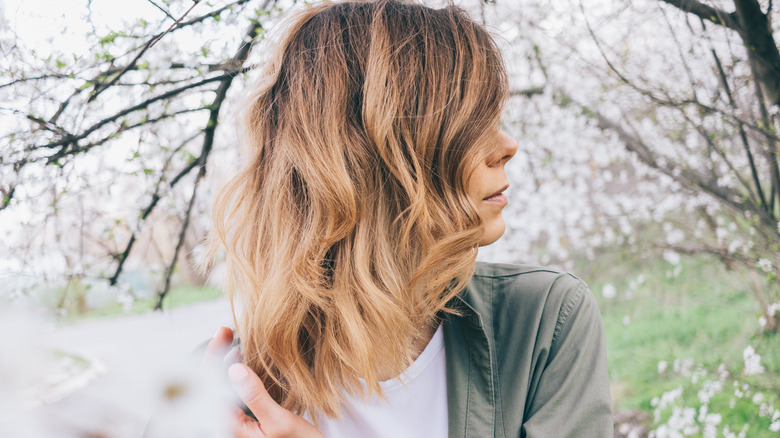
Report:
521,281,613,438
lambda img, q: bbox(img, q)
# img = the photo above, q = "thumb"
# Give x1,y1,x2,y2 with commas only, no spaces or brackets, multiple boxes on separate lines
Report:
228,363,280,420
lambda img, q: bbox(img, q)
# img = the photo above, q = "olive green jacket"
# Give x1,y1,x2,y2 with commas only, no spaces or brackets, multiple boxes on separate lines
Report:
444,262,613,438
153,262,612,438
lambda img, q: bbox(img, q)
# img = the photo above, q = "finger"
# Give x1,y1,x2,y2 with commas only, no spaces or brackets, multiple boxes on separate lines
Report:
231,406,265,438
205,326,234,357
228,363,280,422
223,348,243,367
200,326,234,370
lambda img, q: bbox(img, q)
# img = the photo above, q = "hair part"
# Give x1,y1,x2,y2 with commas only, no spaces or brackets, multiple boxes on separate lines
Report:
207,0,508,419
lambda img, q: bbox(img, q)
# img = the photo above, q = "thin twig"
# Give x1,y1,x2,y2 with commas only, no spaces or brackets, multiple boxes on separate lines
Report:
88,0,204,102
29,73,231,151
153,165,202,310
43,107,207,165
150,19,265,309
147,0,176,20
108,133,202,285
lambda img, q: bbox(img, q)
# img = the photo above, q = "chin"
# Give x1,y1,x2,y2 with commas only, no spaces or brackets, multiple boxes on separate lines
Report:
478,217,506,247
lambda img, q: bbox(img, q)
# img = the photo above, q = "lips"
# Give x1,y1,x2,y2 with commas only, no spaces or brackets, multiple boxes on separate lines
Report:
483,184,509,201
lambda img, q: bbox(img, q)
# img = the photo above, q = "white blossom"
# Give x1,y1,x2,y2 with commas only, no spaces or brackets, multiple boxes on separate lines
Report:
601,283,617,299
663,250,681,266
768,302,780,317
757,258,773,274
673,358,694,377
742,346,765,376
697,380,722,404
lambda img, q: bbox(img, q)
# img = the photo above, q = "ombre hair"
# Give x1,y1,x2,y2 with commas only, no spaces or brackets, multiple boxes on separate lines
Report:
208,0,508,419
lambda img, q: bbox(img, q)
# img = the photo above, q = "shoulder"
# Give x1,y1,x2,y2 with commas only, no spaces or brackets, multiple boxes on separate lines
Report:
466,263,613,435
465,261,596,347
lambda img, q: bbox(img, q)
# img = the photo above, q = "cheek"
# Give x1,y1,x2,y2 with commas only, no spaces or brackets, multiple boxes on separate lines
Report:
467,167,488,201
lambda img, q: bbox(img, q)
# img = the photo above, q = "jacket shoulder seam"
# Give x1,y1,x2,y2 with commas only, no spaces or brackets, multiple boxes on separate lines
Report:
473,263,571,279
551,280,588,350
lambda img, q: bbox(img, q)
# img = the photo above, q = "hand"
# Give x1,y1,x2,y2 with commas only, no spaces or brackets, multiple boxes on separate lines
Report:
203,327,325,438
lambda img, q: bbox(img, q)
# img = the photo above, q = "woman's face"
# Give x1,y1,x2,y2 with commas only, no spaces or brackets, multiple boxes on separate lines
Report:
469,130,518,246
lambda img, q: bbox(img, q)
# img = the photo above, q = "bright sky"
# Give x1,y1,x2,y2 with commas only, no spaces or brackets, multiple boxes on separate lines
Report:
2,0,186,57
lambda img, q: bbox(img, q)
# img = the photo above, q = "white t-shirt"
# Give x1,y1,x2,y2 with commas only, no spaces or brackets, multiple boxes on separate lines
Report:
306,324,448,438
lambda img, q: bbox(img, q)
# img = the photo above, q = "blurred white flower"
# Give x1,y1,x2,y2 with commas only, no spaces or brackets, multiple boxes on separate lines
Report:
770,409,780,432
656,406,698,436
701,411,721,438
601,283,617,299
663,250,681,266
757,258,773,274
652,386,682,412
697,404,708,422
697,380,722,404
727,238,743,254
673,358,694,377
117,284,135,312
691,366,706,384
657,360,668,374
144,364,235,438
0,303,56,437
622,315,631,326
742,345,765,376
717,364,729,381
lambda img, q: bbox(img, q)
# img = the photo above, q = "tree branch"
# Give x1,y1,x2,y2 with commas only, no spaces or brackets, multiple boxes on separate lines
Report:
149,19,265,308
653,243,751,265
108,133,203,285
703,17,769,213
147,0,176,20
581,4,780,145
753,75,780,216
734,0,780,107
42,107,207,165
566,95,738,207
510,86,546,97
29,73,231,152
660,0,740,31
566,94,780,240
0,185,15,211
87,0,204,102
0,73,72,90
153,166,201,310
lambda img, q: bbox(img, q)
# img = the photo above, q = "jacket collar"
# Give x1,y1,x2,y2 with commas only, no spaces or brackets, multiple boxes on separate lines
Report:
442,280,497,438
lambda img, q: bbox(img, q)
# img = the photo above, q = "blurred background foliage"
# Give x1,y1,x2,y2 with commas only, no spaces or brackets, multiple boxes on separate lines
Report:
1,0,779,435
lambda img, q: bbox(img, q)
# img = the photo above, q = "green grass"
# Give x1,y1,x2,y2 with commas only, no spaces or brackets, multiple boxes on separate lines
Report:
579,252,780,436
62,284,223,323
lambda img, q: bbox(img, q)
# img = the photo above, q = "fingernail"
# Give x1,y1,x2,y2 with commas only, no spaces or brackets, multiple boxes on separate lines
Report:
223,348,241,364
213,327,225,338
228,363,249,383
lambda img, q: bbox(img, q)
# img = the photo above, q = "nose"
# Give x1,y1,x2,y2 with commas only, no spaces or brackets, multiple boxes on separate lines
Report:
495,131,518,166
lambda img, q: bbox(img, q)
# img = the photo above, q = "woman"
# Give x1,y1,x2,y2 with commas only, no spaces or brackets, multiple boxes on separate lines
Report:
204,1,613,436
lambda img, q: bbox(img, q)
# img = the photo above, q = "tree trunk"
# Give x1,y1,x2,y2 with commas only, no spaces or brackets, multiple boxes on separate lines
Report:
734,0,780,107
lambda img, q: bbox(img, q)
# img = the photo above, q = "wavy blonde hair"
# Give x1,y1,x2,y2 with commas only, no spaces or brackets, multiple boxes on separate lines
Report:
208,0,507,418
